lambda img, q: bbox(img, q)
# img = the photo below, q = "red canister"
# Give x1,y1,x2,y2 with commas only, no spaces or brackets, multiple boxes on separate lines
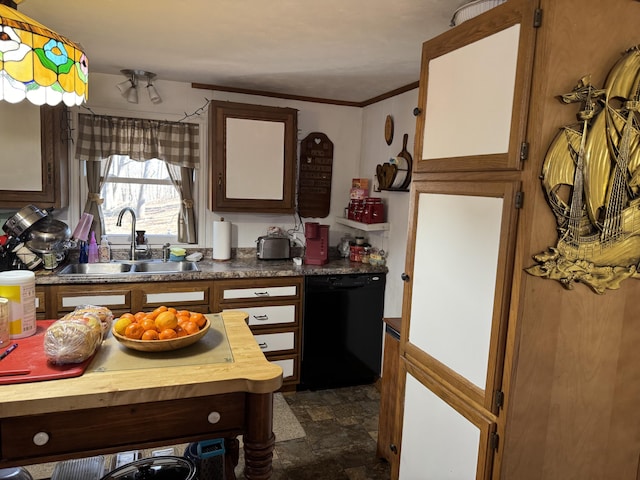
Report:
362,198,385,224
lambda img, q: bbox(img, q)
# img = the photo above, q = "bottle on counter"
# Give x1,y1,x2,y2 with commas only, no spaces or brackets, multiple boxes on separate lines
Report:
88,231,99,263
99,235,111,263
78,241,88,264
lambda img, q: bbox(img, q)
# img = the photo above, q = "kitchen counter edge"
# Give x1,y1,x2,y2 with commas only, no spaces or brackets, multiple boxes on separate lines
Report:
34,257,388,285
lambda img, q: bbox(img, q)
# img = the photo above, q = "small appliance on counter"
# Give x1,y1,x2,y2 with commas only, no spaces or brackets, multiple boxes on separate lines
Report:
256,235,291,260
304,222,329,265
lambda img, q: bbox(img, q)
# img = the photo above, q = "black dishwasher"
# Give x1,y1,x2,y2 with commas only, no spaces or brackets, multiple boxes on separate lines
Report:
301,273,386,390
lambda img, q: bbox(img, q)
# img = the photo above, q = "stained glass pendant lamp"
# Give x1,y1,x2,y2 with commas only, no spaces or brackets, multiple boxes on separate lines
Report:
0,0,88,106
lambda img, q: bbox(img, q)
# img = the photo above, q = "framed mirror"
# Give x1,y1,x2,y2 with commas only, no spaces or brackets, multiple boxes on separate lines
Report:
209,100,297,213
0,103,69,209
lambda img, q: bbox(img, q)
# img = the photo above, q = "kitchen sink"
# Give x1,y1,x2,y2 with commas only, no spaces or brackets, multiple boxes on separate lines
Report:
58,261,199,276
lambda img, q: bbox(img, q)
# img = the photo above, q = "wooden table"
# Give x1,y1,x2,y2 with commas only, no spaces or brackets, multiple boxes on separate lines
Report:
0,311,283,480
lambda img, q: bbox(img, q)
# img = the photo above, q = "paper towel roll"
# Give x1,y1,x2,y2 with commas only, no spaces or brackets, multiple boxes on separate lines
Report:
212,219,231,260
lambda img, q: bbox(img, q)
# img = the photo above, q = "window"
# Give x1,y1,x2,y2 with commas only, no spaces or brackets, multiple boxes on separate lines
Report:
101,156,185,241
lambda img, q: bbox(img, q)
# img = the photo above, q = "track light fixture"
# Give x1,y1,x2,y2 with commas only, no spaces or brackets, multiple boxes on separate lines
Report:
117,69,162,104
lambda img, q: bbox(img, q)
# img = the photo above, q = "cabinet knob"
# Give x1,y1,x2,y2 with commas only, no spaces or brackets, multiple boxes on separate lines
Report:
389,443,398,454
412,107,421,116
33,431,50,446
401,273,410,282
207,411,221,424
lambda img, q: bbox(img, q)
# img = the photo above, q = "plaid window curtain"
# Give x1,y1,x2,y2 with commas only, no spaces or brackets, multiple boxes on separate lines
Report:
74,113,200,243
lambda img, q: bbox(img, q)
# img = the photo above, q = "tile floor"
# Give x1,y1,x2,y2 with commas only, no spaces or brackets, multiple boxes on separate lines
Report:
237,384,391,480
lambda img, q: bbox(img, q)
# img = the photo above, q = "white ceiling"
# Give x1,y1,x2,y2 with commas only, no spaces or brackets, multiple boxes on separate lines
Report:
19,0,469,104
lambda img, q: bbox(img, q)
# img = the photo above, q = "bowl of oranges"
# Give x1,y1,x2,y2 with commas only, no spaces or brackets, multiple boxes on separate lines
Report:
111,307,210,352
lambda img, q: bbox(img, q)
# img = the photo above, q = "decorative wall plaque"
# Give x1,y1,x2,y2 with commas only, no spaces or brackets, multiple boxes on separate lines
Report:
297,132,334,218
526,46,640,293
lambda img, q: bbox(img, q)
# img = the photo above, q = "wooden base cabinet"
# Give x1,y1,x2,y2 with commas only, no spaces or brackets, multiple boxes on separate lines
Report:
377,318,401,469
213,277,303,388
395,1,640,479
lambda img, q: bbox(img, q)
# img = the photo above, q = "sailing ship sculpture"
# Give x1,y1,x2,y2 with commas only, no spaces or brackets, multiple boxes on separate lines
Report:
527,45,640,293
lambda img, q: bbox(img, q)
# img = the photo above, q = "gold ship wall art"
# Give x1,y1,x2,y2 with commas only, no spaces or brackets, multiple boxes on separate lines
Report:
527,45,640,294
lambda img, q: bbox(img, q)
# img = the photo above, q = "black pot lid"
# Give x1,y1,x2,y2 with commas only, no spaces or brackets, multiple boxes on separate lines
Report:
100,456,196,480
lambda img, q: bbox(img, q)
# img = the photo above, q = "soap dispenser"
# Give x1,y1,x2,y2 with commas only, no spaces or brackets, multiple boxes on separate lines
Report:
87,231,99,263
99,235,111,263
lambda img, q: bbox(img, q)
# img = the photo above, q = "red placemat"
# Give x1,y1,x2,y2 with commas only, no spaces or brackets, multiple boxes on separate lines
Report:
0,320,94,385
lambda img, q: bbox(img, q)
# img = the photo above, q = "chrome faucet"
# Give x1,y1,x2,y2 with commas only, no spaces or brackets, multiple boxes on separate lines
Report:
116,207,136,261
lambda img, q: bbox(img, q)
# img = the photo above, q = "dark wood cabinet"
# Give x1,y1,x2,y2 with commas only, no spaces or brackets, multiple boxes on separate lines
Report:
0,104,69,209
209,100,298,214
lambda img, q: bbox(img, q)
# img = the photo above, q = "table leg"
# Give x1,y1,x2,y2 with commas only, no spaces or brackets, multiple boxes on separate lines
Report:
243,392,275,480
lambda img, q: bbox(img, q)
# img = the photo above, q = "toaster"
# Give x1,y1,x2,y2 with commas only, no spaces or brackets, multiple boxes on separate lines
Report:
256,235,291,260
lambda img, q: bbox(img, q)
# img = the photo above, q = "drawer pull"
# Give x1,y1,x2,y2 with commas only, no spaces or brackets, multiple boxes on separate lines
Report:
33,431,50,446
252,314,269,321
207,411,221,424
254,291,270,297
258,342,268,349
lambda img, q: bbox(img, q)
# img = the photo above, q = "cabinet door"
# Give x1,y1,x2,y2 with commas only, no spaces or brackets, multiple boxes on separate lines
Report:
413,0,538,172
209,101,297,213
398,363,496,480
402,179,519,412
0,104,69,208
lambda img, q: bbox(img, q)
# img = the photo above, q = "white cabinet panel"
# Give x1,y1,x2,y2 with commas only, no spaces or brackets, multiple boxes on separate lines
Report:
409,192,502,390
223,305,295,326
222,285,297,300
271,358,295,379
399,373,480,479
254,332,295,353
422,25,520,160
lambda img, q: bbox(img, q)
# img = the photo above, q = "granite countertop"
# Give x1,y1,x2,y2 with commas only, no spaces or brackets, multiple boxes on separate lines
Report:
35,254,388,285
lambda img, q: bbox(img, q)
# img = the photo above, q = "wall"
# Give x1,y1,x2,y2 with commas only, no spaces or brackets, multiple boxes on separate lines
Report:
59,73,415,316
361,89,417,317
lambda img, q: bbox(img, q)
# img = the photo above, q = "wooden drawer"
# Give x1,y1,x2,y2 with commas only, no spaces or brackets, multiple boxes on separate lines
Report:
55,286,132,313
1,393,244,461
214,277,302,308
270,355,298,383
254,332,295,354
141,282,210,310
223,305,296,327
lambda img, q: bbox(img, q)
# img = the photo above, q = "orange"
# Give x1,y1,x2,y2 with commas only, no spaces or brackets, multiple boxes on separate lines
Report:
119,312,135,321
158,328,178,340
140,319,157,331
155,311,178,330
177,314,191,325
177,310,191,317
141,329,159,341
175,325,188,337
182,321,199,335
134,311,147,321
114,317,133,336
124,323,145,339
168,307,177,314
190,312,205,327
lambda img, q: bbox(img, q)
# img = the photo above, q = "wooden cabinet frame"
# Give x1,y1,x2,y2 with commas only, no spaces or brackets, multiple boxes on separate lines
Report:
0,104,69,209
209,100,298,213
413,0,537,173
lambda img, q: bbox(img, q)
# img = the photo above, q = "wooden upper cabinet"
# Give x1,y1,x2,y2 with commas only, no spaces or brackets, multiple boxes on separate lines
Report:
0,103,69,209
209,100,298,214
413,0,539,173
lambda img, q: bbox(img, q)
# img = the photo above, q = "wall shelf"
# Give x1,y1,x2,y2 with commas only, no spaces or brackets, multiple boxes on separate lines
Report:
335,217,390,232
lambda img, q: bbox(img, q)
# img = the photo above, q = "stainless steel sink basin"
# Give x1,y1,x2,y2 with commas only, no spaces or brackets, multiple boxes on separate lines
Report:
133,261,199,273
58,261,199,275
59,263,134,275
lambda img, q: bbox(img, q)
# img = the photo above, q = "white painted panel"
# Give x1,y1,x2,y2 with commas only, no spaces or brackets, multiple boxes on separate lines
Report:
0,102,42,191
399,373,479,479
223,305,295,326
272,358,295,378
62,294,126,308
146,291,205,304
223,285,297,299
409,193,502,389
254,332,295,352
226,117,285,200
422,25,520,159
